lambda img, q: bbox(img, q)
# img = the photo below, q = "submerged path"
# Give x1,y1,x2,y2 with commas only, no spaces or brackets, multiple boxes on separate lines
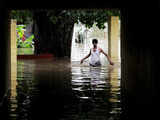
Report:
1,58,121,120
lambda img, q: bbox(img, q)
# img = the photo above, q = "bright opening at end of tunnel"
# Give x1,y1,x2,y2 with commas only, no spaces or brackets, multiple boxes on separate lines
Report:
71,20,121,67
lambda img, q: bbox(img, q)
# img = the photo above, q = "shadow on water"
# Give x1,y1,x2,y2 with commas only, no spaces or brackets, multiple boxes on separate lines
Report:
2,58,121,120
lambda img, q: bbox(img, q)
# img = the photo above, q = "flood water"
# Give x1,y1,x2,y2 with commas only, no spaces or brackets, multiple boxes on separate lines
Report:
2,58,121,120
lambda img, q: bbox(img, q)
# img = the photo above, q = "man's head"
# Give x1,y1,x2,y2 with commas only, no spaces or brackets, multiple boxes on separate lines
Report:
92,39,98,47
92,39,98,44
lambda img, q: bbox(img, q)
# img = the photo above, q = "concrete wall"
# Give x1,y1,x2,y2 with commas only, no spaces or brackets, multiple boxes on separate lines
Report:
121,8,159,119
0,6,10,106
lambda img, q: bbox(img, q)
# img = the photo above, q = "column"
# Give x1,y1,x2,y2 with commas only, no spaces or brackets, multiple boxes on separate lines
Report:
10,19,17,98
108,16,120,62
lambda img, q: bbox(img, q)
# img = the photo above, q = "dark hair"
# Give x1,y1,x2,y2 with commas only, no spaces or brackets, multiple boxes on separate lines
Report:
92,39,98,44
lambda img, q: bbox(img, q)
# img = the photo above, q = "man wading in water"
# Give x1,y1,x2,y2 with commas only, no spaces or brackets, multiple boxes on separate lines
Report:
80,39,114,67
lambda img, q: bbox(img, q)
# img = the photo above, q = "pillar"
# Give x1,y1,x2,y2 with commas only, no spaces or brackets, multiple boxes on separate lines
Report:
10,19,17,98
108,16,120,62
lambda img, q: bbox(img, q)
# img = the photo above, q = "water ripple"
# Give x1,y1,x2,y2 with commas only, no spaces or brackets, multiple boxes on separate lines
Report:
4,59,121,120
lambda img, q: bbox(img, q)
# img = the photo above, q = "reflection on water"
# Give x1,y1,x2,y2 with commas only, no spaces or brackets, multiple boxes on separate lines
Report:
5,58,121,120
70,62,121,120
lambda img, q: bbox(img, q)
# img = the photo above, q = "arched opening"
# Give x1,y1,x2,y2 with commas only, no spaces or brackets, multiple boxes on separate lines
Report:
71,16,121,65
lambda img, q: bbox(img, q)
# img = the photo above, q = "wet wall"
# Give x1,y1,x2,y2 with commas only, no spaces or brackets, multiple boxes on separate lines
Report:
121,7,159,120
0,4,11,106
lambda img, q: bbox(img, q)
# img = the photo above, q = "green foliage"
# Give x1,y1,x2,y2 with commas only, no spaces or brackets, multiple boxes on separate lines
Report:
16,25,25,47
11,10,33,24
11,9,120,29
39,9,120,29
16,25,25,36
16,25,34,48
23,35,34,48
17,35,34,48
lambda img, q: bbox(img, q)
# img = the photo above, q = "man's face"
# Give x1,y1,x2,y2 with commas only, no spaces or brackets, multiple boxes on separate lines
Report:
93,42,97,46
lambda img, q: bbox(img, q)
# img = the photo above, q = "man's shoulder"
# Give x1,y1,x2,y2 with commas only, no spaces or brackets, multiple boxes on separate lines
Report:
98,47,102,51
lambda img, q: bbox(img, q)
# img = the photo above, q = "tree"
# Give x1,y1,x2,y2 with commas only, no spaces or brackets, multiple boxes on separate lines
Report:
10,9,120,57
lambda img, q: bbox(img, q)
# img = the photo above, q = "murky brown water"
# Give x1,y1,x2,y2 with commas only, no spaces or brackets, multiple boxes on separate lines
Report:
2,58,121,120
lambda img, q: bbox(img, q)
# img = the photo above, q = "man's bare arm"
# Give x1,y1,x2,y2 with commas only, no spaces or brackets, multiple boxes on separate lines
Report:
80,50,91,64
100,48,114,65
